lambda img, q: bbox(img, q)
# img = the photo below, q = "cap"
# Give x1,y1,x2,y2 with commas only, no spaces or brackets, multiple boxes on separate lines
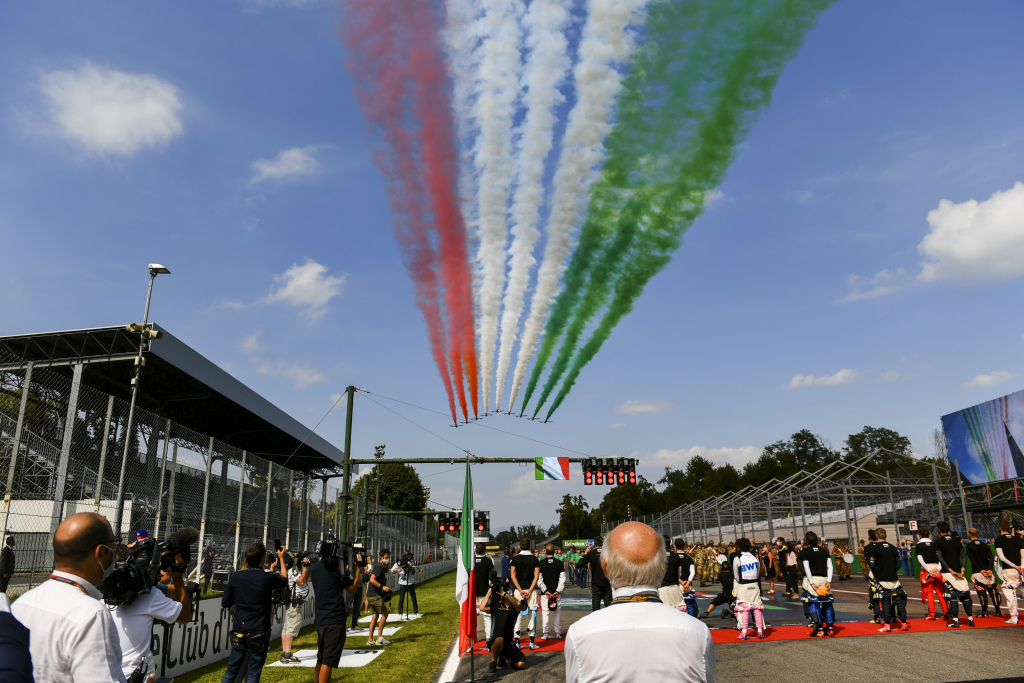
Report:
136,529,149,540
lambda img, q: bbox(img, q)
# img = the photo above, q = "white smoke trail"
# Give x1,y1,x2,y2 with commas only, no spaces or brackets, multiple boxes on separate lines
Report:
493,0,571,412
471,0,523,415
507,0,646,411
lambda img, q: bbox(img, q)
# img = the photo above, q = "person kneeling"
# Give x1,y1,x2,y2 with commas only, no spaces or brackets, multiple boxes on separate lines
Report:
478,571,526,673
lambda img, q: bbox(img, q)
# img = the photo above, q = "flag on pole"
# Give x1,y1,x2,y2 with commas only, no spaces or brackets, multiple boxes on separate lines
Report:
455,459,476,656
535,456,570,480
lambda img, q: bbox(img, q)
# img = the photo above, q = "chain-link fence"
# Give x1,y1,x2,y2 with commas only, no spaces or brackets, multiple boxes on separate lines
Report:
602,448,1024,546
0,348,445,598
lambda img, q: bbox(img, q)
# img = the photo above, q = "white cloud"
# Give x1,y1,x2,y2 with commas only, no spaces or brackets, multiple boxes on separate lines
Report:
638,446,763,470
880,370,899,382
705,190,727,208
39,62,183,156
609,423,626,431
251,145,322,183
838,268,909,303
965,371,1019,389
262,259,346,321
817,88,850,110
253,359,325,389
241,333,267,353
919,182,1024,282
786,368,857,389
614,400,672,415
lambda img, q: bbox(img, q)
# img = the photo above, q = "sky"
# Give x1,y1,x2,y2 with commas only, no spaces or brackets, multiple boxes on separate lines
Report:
2,1,1023,533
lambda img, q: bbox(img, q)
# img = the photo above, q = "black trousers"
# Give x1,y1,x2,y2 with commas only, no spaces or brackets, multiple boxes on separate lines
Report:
399,584,418,614
784,567,799,594
350,586,363,628
591,585,612,611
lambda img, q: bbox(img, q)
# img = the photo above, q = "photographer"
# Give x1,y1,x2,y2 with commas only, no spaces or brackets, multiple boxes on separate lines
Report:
111,550,193,681
12,512,125,682
474,543,495,642
308,540,362,682
201,544,219,594
478,569,525,674
279,553,311,664
365,549,393,646
391,550,420,620
220,542,288,683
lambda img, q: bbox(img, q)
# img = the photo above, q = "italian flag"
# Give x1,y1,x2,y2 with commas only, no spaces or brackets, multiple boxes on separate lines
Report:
455,459,476,656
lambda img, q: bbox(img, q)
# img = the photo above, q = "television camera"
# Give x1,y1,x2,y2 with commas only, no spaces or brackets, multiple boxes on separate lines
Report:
101,526,200,610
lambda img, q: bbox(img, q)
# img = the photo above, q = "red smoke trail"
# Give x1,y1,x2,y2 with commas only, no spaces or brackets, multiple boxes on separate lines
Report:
339,0,467,422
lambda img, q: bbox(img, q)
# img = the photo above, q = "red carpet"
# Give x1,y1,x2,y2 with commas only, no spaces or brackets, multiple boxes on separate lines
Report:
710,616,1020,645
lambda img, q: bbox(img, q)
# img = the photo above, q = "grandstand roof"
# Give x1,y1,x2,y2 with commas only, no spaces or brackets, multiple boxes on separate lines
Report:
0,324,344,473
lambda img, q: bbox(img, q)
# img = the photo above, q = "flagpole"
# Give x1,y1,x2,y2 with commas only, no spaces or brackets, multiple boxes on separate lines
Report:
469,448,474,683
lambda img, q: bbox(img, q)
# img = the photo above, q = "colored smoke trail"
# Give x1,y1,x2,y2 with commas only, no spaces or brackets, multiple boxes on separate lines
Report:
471,0,523,415
341,0,477,422
539,0,835,419
508,0,647,411
493,0,572,412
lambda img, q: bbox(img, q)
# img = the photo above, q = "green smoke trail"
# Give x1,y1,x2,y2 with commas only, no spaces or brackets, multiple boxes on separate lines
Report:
538,0,834,418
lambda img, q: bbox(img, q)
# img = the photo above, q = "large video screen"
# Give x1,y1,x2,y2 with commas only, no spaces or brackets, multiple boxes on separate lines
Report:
942,389,1024,484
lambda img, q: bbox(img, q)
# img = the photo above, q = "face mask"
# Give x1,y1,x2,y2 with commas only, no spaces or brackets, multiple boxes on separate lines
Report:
97,544,116,581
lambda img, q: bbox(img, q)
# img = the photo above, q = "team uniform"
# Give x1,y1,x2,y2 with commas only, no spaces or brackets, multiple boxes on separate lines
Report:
732,551,764,639
935,532,973,626
538,554,566,640
867,541,909,631
915,537,948,619
994,532,1024,622
862,541,883,623
510,550,541,643
966,539,1001,617
677,551,698,617
798,545,834,636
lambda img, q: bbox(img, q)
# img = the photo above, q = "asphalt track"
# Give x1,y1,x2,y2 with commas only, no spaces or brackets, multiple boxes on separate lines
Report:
442,578,1024,683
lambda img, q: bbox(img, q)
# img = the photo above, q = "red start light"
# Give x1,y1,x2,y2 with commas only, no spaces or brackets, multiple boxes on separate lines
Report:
628,472,636,484
595,471,604,485
617,472,625,484
478,524,484,531
584,473,593,485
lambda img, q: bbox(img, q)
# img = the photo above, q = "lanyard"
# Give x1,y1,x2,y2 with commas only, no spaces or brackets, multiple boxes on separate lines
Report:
50,574,89,596
610,591,662,606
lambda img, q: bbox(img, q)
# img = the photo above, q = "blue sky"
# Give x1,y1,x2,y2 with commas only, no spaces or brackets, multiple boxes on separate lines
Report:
2,1,1023,532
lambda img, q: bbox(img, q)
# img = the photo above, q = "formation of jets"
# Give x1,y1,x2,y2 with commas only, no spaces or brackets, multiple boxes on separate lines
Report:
449,411,551,427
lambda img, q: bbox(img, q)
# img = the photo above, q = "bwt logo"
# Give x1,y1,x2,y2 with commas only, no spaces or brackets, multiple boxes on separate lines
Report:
740,563,758,573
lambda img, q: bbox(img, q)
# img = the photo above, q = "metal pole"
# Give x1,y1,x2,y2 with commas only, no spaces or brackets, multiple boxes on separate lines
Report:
362,477,371,548
931,462,945,523
738,507,744,540
375,467,381,553
113,270,159,533
321,478,328,540
954,460,971,530
164,444,178,538
886,470,899,544
302,475,311,551
1,362,33,537
842,482,854,545
92,396,115,514
284,469,295,549
716,505,723,544
799,495,807,540
232,450,247,568
340,385,355,540
153,418,172,534
198,437,215,549
817,486,826,541
50,363,84,537
262,462,273,546
766,496,775,541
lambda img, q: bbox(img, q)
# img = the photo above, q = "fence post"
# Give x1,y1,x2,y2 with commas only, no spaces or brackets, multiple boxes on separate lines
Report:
886,470,899,543
320,478,328,541
817,486,826,540
931,462,945,523
303,476,311,551
799,495,807,540
788,490,796,541
716,505,723,544
953,460,971,530
1,361,33,538
50,363,84,537
153,418,172,533
198,437,215,549
738,507,744,540
842,482,853,544
233,450,247,568
92,396,115,513
284,469,295,549
164,444,179,538
766,496,775,541
262,461,273,546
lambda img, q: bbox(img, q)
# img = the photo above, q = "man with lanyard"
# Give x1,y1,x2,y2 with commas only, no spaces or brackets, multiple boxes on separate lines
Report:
221,542,288,683
279,553,311,664
658,535,683,609
915,527,948,620
564,522,713,683
365,549,393,646
862,529,883,624
474,543,495,644
510,538,541,650
537,544,566,641
577,537,611,610
675,539,698,617
868,529,910,633
12,512,125,682
966,527,1001,618
934,521,974,628
798,531,834,637
994,518,1024,624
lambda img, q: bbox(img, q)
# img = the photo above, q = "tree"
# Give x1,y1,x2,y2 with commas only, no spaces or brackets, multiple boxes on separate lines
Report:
351,463,428,516
843,426,912,460
556,494,598,540
494,528,518,549
595,476,659,521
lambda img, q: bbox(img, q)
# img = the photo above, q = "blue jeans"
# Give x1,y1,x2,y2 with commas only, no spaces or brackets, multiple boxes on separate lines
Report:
222,643,268,683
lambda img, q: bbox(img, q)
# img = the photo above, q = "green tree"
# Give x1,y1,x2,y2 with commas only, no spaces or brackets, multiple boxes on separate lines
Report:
494,528,518,549
843,426,912,460
351,463,428,516
556,494,598,540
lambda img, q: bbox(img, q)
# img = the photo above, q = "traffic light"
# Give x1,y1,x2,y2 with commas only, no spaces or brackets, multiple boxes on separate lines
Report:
616,457,626,485
583,459,594,485
595,458,604,486
438,512,449,533
474,510,490,534
628,458,636,484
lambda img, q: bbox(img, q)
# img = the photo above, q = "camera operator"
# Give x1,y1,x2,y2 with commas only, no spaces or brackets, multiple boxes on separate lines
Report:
478,569,525,674
391,550,420,619
110,551,192,681
365,549,393,646
220,542,288,683
12,512,125,682
279,553,311,664
474,543,495,642
308,541,362,682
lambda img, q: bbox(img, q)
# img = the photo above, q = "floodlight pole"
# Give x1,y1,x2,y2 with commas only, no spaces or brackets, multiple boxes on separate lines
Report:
340,385,356,541
113,267,165,534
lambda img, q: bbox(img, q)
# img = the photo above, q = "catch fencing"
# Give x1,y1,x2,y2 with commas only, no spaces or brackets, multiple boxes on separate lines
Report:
602,448,1023,546
0,347,450,598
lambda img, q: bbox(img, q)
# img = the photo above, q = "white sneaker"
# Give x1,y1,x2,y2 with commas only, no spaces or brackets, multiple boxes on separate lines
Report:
1006,618,1019,625
376,637,391,646
528,642,539,650
401,615,407,621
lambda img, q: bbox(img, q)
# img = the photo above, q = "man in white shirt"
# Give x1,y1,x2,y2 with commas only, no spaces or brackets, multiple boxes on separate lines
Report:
12,512,126,683
110,551,192,680
564,522,714,683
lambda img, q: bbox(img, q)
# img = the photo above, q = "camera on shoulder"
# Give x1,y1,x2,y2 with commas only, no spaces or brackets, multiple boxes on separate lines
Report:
102,527,198,607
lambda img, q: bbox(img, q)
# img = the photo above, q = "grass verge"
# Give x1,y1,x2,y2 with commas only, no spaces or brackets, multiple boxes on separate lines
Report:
175,571,458,683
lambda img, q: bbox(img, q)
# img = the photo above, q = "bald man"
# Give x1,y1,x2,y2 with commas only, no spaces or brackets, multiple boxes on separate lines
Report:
12,512,126,683
564,522,714,683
